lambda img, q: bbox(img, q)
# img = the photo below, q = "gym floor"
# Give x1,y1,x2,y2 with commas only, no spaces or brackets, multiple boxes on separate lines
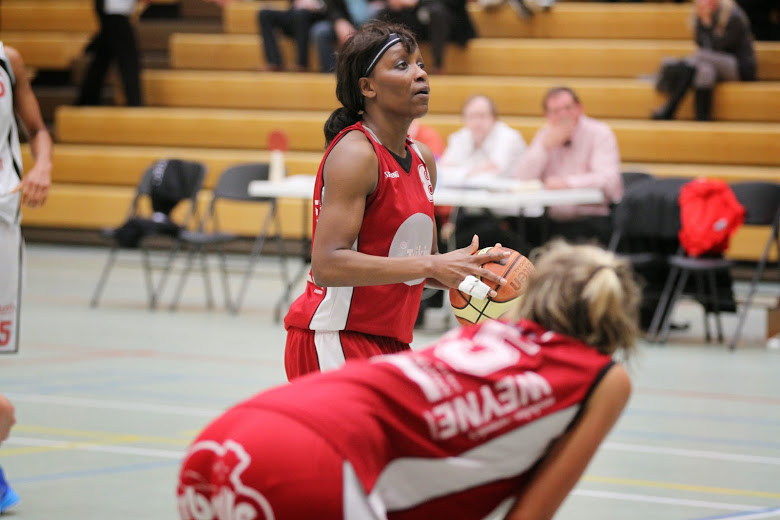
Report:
1,243,778,520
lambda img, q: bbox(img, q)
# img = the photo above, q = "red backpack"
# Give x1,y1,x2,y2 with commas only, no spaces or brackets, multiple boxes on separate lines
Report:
678,178,745,257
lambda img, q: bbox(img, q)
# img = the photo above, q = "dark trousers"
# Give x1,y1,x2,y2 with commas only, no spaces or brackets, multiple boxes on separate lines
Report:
378,3,454,69
258,8,325,69
454,210,527,253
76,0,142,106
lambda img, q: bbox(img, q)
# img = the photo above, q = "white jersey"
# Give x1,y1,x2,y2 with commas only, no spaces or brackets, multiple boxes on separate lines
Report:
0,42,22,225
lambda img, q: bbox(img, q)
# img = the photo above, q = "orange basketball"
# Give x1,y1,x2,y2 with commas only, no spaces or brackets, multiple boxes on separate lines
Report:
449,246,535,326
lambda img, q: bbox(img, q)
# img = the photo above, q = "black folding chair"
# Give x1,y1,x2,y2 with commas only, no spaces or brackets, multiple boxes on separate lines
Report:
168,163,289,314
729,182,780,349
608,171,659,265
90,159,207,309
648,182,780,345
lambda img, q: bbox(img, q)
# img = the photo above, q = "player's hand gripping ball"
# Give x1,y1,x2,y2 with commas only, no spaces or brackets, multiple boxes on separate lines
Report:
449,246,535,326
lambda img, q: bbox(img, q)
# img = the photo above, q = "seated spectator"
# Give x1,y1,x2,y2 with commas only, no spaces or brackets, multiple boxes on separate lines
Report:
437,94,527,252
257,0,327,72
408,118,445,159
311,0,385,72
652,0,757,121
377,0,476,74
513,86,622,249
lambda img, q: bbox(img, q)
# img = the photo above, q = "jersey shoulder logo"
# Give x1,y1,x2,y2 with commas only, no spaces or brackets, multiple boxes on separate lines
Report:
178,439,276,520
418,164,433,202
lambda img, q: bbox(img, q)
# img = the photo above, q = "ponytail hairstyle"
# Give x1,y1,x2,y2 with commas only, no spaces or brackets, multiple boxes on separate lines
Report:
323,21,418,145
513,241,641,359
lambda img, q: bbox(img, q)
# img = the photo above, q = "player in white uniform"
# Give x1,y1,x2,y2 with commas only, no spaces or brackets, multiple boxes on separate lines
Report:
0,41,53,513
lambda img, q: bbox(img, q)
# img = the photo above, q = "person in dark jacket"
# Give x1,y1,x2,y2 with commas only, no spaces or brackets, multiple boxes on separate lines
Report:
652,0,756,121
257,0,327,72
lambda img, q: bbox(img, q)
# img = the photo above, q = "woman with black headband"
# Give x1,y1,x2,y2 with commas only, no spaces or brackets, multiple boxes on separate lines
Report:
282,21,509,381
178,240,638,520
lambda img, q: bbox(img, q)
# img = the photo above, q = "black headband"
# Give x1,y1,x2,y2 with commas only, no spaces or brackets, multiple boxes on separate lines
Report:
364,33,402,77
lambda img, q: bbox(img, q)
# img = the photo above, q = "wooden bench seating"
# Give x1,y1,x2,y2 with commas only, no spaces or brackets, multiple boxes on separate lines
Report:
24,144,780,189
21,184,308,238
1,32,90,69
142,70,780,122
0,0,184,34
223,2,693,40
1,0,97,32
169,33,780,80
55,106,780,165
23,144,323,187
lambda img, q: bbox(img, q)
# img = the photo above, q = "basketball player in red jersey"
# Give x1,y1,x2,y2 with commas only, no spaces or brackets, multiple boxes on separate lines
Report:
283,21,510,380
178,241,640,520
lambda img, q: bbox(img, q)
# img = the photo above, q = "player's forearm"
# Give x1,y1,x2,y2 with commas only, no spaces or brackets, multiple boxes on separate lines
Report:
28,127,53,171
311,249,434,288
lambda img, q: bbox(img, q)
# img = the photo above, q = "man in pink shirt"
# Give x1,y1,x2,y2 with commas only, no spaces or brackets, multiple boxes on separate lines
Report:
514,86,623,248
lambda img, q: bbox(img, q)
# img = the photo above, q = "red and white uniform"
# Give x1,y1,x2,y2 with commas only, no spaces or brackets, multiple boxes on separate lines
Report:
284,122,435,377
178,319,615,520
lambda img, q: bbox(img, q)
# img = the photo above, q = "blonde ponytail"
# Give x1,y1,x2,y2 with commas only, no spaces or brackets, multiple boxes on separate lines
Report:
514,241,641,358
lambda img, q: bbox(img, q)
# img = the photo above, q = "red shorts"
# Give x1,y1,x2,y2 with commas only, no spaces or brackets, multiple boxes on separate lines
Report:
284,327,411,381
177,408,346,520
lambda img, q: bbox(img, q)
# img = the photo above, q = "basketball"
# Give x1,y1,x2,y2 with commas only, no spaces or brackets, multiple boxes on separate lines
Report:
449,246,535,326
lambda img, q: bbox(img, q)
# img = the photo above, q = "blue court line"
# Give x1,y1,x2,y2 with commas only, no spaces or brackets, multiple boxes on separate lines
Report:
10,460,180,484
614,429,780,450
691,506,780,520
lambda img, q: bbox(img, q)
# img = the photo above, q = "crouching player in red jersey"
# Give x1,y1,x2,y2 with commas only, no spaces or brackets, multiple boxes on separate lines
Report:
177,240,641,520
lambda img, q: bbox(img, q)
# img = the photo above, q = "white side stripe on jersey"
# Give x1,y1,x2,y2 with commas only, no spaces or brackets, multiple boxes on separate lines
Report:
368,405,579,512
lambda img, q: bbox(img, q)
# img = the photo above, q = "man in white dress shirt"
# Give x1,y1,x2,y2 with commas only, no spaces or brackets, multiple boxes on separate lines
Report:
436,95,527,252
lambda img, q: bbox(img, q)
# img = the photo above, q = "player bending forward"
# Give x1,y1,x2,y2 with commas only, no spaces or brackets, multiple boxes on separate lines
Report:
177,240,640,520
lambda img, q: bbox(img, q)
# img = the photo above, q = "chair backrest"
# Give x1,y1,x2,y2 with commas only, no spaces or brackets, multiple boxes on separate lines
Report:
730,182,780,227
621,171,655,190
129,159,207,226
212,163,271,202
135,159,206,203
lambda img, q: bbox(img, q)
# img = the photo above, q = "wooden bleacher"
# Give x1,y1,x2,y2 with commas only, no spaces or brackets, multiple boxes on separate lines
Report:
140,70,780,122
1,0,97,33
55,106,780,166
168,33,780,80
223,2,693,40
11,0,780,262
1,32,91,70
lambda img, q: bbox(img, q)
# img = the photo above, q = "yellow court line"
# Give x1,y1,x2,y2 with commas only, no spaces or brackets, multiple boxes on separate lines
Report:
2,442,106,457
583,476,780,500
13,424,192,446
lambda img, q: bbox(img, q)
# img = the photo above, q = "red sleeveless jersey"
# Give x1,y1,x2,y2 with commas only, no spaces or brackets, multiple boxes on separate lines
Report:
249,319,615,519
284,122,435,344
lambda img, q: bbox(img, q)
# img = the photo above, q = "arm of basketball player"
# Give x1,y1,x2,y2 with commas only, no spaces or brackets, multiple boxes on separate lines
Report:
310,132,508,291
7,46,52,208
0,393,16,446
415,140,446,290
504,364,631,520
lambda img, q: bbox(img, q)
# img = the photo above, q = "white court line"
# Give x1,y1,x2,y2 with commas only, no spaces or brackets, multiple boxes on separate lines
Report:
4,393,222,417
692,508,780,520
8,394,780,467
604,442,780,466
6,437,184,459
573,490,766,512
4,438,776,515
